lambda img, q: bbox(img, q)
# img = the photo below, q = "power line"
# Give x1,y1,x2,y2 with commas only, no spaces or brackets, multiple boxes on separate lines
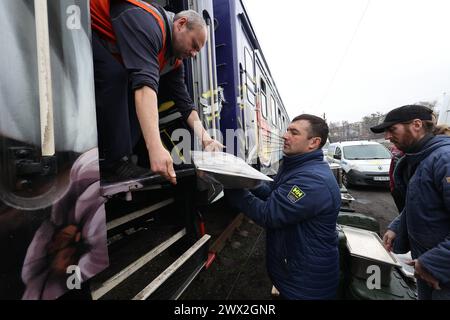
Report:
317,0,371,110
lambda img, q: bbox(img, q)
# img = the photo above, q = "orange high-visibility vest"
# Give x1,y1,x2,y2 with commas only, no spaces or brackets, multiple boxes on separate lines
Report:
90,0,182,73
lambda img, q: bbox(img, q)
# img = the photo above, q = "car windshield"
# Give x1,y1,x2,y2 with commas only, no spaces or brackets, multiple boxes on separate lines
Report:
343,145,391,160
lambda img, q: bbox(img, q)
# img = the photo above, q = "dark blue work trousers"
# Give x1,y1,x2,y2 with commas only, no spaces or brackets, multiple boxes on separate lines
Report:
92,32,141,166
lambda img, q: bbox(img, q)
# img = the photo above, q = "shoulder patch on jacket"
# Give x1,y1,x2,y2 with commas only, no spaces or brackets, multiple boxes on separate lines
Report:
287,185,305,203
446,177,450,184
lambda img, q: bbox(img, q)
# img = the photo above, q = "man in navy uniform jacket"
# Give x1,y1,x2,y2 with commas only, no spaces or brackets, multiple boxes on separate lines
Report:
228,114,341,300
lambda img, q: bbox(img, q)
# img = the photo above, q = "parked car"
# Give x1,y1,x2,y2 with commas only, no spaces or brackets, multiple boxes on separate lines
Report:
327,141,392,187
437,93,450,126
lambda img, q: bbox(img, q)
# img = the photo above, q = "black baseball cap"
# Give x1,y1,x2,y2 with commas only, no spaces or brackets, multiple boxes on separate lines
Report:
370,105,434,133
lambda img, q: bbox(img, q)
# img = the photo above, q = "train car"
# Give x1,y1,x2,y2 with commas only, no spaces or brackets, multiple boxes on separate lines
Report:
0,0,289,300
214,0,290,175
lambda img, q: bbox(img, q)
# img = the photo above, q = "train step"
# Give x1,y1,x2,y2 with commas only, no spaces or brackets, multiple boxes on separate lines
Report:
91,226,210,300
100,168,196,198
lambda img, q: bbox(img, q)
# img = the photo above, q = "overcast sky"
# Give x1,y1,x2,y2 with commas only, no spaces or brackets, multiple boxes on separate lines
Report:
242,0,450,123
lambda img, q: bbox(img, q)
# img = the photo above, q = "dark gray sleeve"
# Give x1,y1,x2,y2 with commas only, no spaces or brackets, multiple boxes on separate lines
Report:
159,64,196,120
111,6,162,92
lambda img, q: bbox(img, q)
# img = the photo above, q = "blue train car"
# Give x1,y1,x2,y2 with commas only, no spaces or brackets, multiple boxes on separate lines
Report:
214,0,290,175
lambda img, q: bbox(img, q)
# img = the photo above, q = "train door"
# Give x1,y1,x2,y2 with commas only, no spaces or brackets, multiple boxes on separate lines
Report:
268,93,281,174
0,0,108,299
241,47,259,164
254,58,272,173
190,0,221,139
237,12,258,164
260,86,278,176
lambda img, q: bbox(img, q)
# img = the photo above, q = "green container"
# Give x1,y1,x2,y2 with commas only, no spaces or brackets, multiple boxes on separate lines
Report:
337,212,380,235
346,268,417,300
337,225,417,300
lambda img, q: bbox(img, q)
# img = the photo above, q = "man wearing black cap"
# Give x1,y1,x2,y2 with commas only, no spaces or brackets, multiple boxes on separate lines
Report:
370,105,450,300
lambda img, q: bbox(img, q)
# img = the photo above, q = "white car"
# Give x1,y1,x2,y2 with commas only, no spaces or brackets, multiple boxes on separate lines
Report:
437,93,450,126
326,141,392,187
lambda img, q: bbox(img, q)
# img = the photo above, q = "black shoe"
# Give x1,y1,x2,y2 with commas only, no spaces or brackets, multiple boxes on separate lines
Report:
101,156,153,183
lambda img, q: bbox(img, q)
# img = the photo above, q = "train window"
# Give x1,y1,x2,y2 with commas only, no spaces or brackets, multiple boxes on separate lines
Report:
278,108,282,129
261,93,268,119
244,48,255,105
246,85,256,105
260,79,268,119
270,96,277,126
246,86,256,105
260,77,266,93
244,48,255,78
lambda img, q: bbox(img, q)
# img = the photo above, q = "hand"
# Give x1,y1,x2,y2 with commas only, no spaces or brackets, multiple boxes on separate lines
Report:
203,138,225,152
407,259,441,290
383,230,396,252
148,145,177,185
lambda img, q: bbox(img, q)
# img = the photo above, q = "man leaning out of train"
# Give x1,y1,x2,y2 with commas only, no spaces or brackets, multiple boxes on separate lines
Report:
90,0,223,184
227,114,341,300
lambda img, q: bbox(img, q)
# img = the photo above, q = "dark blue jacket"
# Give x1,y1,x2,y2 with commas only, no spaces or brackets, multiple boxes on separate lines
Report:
389,135,450,287
227,149,341,299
